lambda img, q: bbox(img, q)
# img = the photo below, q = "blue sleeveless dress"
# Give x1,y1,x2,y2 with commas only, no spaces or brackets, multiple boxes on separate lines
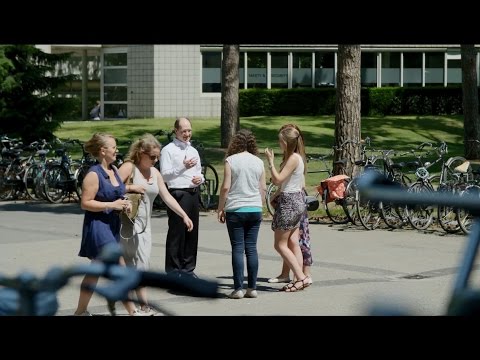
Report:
79,164,126,260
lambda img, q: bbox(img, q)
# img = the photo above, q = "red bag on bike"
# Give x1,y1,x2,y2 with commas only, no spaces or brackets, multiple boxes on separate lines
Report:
317,174,349,203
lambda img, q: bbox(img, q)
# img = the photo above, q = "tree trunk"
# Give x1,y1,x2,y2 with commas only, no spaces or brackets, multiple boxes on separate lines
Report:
461,44,480,160
220,45,240,148
335,45,362,177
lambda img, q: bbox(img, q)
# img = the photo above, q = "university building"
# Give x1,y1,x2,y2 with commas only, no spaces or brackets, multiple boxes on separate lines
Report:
37,44,477,120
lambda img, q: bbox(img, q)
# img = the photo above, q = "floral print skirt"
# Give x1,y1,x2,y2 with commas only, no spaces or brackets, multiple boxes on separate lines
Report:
271,191,306,231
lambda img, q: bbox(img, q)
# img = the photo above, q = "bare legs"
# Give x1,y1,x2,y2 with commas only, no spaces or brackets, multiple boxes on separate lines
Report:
74,258,137,315
273,228,306,283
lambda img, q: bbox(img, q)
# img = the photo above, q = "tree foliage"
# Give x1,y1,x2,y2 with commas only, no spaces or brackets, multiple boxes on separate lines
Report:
0,45,77,142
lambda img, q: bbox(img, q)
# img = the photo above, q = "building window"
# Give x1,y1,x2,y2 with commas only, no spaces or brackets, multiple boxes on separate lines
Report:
103,48,127,118
271,52,288,89
403,52,422,87
381,52,400,87
104,53,127,67
447,59,462,86
425,52,444,86
239,52,245,89
361,52,377,87
293,53,312,88
202,52,221,93
247,52,267,88
314,52,335,87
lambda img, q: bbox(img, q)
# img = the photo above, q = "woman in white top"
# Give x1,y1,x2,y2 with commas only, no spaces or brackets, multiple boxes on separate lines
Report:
217,129,266,299
265,125,312,292
118,133,193,314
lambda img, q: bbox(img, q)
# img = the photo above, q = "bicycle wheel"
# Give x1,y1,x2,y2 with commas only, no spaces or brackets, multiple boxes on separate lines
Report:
44,165,69,203
437,184,461,233
406,181,435,230
380,201,405,229
266,182,278,216
356,192,382,230
74,164,91,200
199,164,219,210
324,180,349,224
342,178,358,225
202,163,218,194
457,185,480,235
23,163,42,200
379,176,409,229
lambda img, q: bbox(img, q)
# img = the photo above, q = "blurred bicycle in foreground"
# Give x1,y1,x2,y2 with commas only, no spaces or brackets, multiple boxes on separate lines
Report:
358,170,480,316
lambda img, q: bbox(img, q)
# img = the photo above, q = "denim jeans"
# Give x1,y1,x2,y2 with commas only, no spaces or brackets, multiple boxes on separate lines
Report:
225,211,262,291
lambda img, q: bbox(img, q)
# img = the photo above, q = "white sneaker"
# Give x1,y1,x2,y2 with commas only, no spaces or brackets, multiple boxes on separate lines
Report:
131,309,153,316
227,289,244,299
268,276,291,283
140,306,158,316
245,289,258,298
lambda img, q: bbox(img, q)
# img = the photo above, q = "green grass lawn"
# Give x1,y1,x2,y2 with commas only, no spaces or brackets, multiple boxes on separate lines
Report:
56,115,467,200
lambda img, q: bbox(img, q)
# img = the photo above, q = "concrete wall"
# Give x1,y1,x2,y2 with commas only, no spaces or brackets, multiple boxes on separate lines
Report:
128,45,155,119
153,45,221,118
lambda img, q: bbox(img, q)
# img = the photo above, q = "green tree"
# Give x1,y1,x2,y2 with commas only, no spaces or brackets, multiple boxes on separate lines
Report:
461,44,480,159
0,45,77,142
220,45,240,148
335,45,362,176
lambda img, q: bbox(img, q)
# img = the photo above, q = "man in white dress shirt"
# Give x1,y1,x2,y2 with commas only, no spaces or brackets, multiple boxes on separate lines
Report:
160,117,204,277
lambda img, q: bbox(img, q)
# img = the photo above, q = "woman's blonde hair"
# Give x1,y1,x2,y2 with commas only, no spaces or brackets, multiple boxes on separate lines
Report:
279,124,306,174
125,133,161,164
84,133,116,158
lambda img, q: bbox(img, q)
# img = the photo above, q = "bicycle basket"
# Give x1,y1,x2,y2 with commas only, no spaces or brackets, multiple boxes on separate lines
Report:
415,167,429,179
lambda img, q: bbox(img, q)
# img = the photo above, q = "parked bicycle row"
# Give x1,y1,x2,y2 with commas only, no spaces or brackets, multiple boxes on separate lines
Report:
267,137,480,235
0,133,219,210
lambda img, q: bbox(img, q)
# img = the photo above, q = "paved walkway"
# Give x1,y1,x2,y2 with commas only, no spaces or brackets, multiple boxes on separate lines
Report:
0,200,476,316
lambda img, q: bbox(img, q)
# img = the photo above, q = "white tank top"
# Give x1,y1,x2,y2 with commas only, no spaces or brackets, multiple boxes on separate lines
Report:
281,153,304,193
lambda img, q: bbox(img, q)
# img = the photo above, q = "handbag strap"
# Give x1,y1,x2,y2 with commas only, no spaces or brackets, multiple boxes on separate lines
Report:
127,162,135,185
120,198,149,240
120,163,148,240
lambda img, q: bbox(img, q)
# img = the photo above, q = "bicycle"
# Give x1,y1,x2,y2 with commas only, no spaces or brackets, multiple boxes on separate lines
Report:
0,243,219,316
358,170,480,316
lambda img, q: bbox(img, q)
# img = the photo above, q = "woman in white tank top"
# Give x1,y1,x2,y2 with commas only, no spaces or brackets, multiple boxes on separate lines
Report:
265,125,312,292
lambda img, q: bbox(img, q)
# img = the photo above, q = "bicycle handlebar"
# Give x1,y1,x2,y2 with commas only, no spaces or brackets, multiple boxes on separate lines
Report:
0,244,219,316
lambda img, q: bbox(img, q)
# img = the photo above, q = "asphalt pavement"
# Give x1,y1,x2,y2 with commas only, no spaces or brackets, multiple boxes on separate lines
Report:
0,199,478,316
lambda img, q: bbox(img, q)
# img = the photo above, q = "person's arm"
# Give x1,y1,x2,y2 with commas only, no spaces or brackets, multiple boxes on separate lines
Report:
154,167,194,231
81,171,129,212
265,149,299,186
259,168,267,206
217,160,231,223
117,161,145,194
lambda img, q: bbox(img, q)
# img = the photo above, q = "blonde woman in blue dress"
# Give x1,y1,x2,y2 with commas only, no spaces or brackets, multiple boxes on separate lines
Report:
118,133,193,314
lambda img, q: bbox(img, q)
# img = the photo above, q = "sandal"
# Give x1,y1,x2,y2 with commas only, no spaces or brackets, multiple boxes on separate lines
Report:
281,276,311,292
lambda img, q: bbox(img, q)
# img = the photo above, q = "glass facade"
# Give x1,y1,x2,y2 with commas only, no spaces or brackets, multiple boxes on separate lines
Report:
103,48,128,118
200,48,471,93
314,52,335,87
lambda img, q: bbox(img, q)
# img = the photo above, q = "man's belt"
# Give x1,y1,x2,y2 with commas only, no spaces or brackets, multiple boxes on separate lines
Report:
169,187,198,193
